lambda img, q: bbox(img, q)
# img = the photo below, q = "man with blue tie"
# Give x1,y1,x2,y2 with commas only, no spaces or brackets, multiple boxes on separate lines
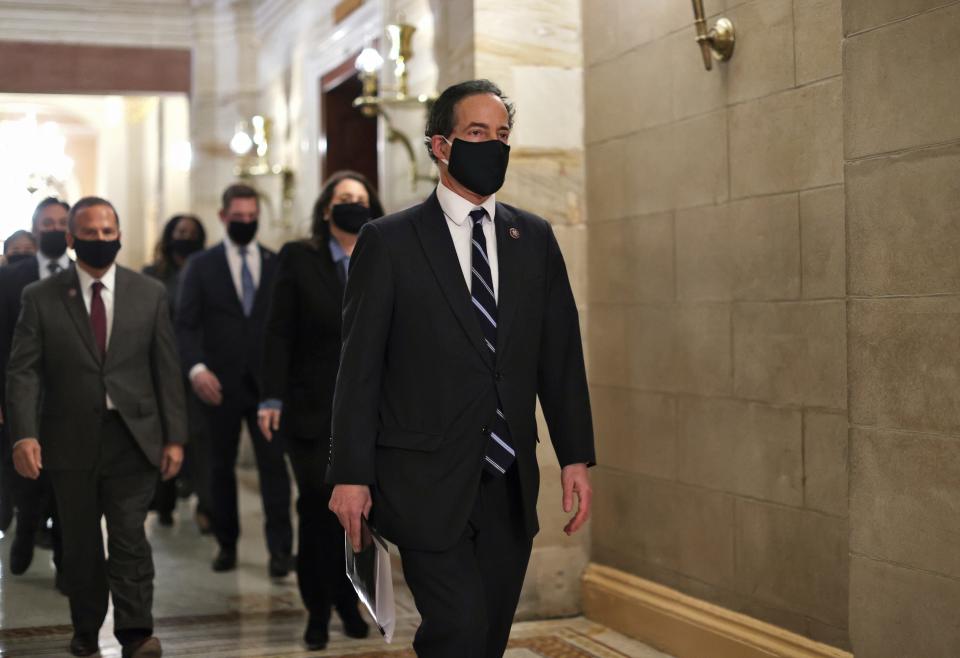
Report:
176,184,293,576
328,80,596,657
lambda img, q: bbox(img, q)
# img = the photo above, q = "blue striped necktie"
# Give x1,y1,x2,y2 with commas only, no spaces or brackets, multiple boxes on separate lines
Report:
239,246,256,316
469,208,516,476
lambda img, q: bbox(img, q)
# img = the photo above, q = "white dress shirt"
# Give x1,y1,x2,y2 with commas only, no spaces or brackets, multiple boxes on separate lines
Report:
223,236,261,302
76,263,117,409
436,181,499,302
36,251,71,279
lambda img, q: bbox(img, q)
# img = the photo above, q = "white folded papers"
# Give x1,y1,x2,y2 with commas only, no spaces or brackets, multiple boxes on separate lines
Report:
345,521,396,643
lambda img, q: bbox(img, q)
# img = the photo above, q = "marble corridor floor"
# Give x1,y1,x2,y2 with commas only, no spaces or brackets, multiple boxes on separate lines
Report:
0,474,671,658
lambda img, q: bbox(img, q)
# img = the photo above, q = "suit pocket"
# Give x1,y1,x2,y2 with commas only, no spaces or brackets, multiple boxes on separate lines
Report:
138,397,158,417
376,429,443,452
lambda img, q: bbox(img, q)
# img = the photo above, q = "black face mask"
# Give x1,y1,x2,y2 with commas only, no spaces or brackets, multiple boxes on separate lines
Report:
331,203,371,234
227,220,258,246
73,238,121,269
5,253,33,266
39,230,68,258
445,138,511,197
170,239,204,259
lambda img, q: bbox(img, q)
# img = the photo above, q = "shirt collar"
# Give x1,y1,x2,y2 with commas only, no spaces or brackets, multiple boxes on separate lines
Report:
224,236,256,255
436,180,497,227
76,262,117,292
36,251,70,272
328,236,349,264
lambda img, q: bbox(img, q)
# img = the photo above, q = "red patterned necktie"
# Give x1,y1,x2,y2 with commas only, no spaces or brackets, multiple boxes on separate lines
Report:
90,281,107,358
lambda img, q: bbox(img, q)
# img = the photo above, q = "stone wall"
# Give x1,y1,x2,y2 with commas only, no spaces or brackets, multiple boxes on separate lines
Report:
583,0,849,648
472,0,590,619
844,1,960,655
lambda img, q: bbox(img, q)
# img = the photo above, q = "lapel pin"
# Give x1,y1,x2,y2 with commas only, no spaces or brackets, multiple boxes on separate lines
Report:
68,288,77,298
509,227,520,239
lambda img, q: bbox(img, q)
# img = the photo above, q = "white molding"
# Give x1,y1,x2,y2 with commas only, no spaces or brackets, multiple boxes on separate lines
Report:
0,1,195,48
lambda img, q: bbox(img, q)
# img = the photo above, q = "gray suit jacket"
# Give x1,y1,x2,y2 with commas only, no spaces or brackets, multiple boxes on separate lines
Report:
5,265,187,470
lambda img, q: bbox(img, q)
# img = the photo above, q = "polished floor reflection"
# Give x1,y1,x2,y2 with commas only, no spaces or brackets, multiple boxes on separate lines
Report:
0,473,670,657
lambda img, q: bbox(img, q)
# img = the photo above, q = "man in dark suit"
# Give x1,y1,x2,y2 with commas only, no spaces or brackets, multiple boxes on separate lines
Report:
328,80,596,658
176,183,293,575
6,197,186,658
0,197,72,572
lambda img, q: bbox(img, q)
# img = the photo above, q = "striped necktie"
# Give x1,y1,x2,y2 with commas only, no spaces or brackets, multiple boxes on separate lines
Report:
469,208,516,476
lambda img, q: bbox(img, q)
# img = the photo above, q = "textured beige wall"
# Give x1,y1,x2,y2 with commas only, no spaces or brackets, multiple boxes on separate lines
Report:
472,0,590,619
844,1,960,655
584,0,848,648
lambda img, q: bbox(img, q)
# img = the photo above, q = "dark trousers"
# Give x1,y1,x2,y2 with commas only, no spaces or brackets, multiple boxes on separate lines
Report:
286,437,358,619
0,424,13,528
205,391,292,556
49,412,157,642
399,466,533,658
151,477,177,515
184,389,213,515
6,422,63,567
152,388,211,517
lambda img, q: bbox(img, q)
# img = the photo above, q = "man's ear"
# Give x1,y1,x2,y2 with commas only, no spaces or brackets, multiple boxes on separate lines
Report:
431,135,450,163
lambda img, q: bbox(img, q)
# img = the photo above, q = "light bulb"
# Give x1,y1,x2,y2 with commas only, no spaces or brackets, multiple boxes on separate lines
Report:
230,130,253,155
355,48,384,75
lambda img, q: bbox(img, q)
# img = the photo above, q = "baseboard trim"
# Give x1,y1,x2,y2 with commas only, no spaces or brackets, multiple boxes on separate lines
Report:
582,564,851,658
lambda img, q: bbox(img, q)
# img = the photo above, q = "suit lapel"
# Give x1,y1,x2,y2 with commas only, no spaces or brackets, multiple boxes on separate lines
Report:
58,269,101,365
27,257,39,283
493,204,525,359
412,193,493,369
251,245,276,317
105,267,133,365
315,240,345,297
213,243,244,316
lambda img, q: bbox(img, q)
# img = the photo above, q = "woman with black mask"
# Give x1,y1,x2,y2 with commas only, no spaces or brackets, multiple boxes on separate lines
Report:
143,214,209,529
2,230,37,267
258,171,383,651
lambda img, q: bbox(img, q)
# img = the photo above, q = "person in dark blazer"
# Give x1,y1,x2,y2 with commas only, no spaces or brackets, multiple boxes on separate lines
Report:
6,196,186,658
257,171,380,650
327,80,596,658
0,197,71,574
176,183,293,576
143,213,210,530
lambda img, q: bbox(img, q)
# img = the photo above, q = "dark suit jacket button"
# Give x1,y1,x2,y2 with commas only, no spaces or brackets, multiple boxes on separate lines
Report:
495,371,503,381
481,426,488,434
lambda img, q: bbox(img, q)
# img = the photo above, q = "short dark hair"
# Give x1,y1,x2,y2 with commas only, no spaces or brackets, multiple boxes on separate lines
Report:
4,229,36,254
31,197,70,232
310,170,385,240
221,183,260,212
424,79,516,162
68,196,120,233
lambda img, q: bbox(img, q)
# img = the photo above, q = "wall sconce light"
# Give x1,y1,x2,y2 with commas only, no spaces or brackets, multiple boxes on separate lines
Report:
230,115,295,226
352,22,438,190
690,0,735,71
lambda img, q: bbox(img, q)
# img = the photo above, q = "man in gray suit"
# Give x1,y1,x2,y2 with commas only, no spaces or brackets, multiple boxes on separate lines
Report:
6,197,186,658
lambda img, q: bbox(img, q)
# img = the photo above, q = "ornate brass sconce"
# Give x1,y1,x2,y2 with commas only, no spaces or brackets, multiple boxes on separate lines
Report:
353,22,438,190
230,115,295,227
691,0,735,71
